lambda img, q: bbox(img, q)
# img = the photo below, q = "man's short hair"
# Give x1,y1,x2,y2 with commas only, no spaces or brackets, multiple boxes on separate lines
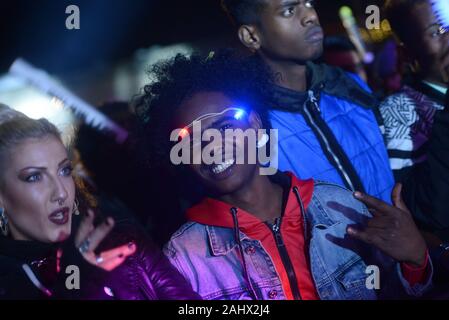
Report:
220,0,267,26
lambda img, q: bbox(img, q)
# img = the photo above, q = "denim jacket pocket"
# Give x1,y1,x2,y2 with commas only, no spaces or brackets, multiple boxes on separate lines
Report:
335,259,377,300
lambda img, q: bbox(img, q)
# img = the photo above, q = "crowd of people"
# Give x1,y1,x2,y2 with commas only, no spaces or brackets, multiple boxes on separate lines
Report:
0,0,448,300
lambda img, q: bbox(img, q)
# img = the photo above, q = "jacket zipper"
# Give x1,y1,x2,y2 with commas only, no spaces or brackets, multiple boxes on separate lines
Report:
303,90,356,191
268,217,302,300
293,186,323,299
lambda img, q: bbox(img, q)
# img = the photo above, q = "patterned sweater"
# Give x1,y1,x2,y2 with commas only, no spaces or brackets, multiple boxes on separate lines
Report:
379,84,445,180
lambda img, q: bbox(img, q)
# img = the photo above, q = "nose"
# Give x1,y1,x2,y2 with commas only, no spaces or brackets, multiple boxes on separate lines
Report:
300,6,319,27
51,176,69,205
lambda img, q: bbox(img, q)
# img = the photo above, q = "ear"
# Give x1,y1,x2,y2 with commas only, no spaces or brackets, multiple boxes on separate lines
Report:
238,25,262,52
397,42,410,63
397,42,419,73
0,191,4,209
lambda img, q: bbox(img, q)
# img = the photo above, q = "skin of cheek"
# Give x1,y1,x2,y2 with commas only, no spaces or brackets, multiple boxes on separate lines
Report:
258,5,323,62
189,131,259,195
3,175,75,243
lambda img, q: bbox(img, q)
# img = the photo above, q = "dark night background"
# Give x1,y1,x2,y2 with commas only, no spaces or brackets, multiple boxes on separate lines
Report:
0,0,385,75
0,0,391,243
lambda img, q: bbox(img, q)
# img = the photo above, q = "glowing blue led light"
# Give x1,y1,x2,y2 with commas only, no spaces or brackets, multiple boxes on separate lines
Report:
234,109,245,120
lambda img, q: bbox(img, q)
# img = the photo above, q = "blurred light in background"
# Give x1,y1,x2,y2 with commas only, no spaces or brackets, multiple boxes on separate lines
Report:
339,6,374,64
432,0,449,28
0,74,76,145
360,20,393,44
113,43,194,100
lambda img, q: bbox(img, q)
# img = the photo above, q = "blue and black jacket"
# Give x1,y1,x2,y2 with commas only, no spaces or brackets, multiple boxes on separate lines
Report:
267,62,394,203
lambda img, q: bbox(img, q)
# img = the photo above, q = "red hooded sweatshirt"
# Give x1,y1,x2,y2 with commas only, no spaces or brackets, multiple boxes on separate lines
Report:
186,172,428,300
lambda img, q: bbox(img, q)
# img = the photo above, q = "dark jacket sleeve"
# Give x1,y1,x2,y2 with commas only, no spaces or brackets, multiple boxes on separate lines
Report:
402,95,449,241
138,238,201,300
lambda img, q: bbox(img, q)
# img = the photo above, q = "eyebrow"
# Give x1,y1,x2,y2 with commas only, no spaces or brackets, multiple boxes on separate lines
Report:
424,22,440,32
278,0,300,9
206,116,237,132
20,158,70,171
58,158,70,166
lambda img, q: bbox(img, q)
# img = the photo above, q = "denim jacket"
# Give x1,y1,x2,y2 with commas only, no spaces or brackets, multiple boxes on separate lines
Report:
164,180,432,300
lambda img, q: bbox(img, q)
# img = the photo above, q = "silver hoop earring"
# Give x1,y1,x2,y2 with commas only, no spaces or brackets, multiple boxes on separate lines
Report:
0,208,9,236
257,133,269,148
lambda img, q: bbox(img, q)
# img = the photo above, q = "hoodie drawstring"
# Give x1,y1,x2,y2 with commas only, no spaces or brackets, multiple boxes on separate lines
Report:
228,185,306,300
230,207,258,300
292,186,308,242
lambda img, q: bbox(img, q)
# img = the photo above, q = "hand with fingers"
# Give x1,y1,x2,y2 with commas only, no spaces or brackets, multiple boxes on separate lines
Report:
347,183,428,268
73,209,137,271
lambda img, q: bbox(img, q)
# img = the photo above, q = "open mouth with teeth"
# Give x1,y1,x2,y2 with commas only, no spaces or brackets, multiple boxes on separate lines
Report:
211,158,235,174
48,207,69,226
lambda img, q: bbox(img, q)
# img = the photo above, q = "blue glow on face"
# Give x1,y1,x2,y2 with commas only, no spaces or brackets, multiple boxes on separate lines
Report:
233,109,245,120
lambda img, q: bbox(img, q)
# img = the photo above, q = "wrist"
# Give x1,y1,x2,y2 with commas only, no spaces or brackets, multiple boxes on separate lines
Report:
406,248,428,268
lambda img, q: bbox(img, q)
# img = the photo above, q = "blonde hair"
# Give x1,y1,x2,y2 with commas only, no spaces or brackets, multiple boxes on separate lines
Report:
0,103,27,124
0,110,62,176
0,105,98,212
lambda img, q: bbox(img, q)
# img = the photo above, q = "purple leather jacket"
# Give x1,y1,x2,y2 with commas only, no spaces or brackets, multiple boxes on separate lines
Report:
0,223,200,300
93,223,201,300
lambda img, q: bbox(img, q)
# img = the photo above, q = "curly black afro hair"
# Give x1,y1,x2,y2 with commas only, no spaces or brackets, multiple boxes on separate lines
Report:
134,49,274,170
